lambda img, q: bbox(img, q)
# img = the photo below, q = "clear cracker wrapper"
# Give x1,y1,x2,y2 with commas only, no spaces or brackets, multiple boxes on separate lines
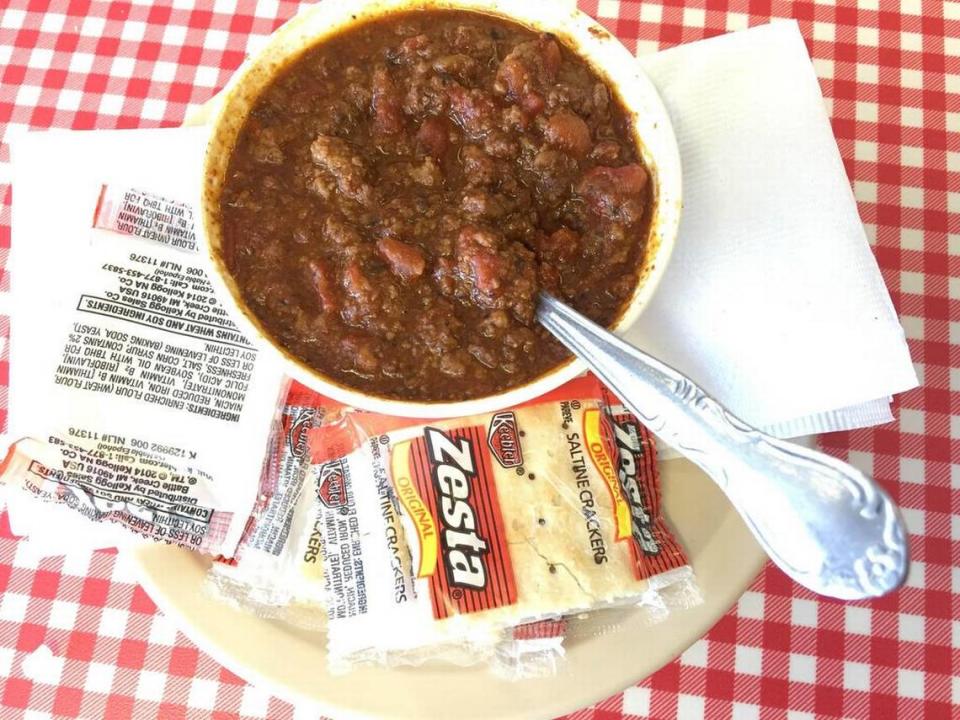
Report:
4,175,285,557
204,381,581,676
206,383,331,629
308,376,695,671
207,376,696,677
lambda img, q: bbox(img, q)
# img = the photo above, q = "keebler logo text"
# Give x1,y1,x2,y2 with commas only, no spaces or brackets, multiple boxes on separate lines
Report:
487,411,523,468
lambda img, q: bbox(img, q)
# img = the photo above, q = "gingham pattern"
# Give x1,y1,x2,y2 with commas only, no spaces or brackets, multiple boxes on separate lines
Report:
0,1,957,718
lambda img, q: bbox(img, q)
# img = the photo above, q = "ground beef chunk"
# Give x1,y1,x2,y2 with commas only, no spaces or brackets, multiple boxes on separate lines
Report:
589,139,622,163
395,33,432,62
495,35,561,100
540,227,580,263
577,164,649,224
451,23,496,58
407,156,443,186
309,135,374,206
322,215,364,249
531,148,579,205
432,53,480,83
371,66,405,134
543,110,592,157
452,225,540,324
461,145,501,186
340,334,380,375
248,126,284,164
448,84,499,137
416,116,451,158
377,237,426,280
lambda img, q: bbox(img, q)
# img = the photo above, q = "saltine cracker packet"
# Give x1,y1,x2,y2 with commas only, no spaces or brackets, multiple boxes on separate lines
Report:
4,128,287,557
206,383,332,629
205,381,574,677
300,376,695,670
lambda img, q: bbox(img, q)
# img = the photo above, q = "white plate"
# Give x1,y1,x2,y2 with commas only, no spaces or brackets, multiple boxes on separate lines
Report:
131,455,765,720
130,7,766,717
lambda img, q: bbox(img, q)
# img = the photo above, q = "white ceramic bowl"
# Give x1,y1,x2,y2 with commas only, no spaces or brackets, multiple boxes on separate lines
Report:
199,0,682,418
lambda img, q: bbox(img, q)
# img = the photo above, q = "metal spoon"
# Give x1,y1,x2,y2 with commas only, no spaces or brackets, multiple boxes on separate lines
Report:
538,293,908,600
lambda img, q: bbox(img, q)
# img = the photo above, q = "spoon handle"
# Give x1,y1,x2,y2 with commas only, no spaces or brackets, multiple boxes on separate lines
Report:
538,294,908,599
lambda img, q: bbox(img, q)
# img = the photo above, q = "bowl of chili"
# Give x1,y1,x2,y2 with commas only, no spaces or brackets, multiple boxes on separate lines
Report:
199,0,682,417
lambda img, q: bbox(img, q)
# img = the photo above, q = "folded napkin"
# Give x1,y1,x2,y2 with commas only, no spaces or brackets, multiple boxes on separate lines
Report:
625,21,917,437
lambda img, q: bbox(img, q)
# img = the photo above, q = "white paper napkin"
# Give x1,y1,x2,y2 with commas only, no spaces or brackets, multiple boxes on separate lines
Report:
623,21,917,437
6,126,288,556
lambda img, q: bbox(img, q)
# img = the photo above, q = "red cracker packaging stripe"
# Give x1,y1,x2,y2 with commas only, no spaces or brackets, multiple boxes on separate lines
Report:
92,185,198,253
406,425,518,620
599,385,689,581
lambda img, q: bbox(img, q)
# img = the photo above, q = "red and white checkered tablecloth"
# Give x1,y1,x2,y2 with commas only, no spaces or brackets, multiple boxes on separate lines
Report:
0,0,957,718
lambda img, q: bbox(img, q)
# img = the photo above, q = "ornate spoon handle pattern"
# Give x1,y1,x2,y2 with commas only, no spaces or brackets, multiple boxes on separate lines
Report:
538,294,908,599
